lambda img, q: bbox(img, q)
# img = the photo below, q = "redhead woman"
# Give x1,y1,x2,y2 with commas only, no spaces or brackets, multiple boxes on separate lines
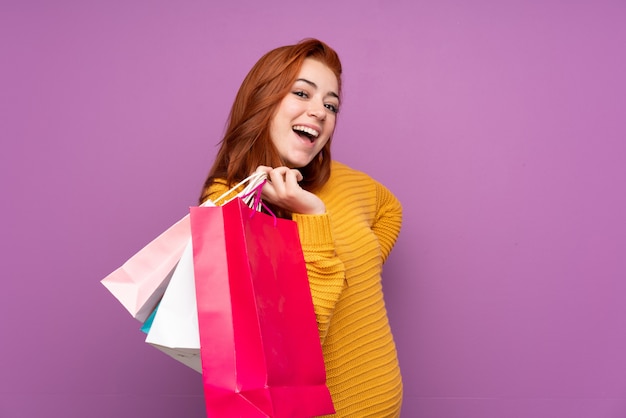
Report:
200,39,403,417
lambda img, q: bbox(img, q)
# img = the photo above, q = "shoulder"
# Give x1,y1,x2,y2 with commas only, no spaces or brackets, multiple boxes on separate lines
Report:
201,179,232,204
329,160,375,183
327,161,401,210
321,160,386,202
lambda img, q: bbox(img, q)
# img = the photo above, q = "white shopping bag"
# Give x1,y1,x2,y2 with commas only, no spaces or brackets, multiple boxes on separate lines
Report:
145,238,202,372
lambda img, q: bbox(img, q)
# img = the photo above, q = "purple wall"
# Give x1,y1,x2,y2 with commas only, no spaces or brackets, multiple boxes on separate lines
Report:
2,1,625,417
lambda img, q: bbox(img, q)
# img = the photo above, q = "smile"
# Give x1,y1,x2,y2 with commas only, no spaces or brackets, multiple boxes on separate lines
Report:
293,125,320,141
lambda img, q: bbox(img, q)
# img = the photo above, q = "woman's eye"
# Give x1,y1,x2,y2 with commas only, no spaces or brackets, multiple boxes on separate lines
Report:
325,103,339,114
293,90,308,98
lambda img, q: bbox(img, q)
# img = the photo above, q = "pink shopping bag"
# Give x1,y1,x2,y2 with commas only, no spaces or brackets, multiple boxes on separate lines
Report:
190,198,335,417
101,214,194,322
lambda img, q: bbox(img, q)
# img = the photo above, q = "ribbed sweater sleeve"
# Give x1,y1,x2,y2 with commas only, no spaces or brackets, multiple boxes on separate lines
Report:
291,213,346,342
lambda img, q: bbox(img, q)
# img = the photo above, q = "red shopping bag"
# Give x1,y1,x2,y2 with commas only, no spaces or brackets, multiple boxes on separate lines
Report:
190,198,335,418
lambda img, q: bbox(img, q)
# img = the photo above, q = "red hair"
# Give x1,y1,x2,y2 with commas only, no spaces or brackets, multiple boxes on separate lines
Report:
199,38,342,206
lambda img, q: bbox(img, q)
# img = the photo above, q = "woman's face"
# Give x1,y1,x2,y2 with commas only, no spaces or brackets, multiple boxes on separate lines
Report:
269,58,340,168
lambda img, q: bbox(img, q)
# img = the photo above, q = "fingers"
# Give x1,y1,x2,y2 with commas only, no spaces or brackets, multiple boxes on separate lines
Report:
292,168,304,182
254,166,302,182
269,167,302,184
254,165,273,176
260,167,302,202
251,166,324,214
267,168,291,197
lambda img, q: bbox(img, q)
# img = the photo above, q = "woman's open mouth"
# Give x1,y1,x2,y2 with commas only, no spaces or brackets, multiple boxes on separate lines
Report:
293,125,319,143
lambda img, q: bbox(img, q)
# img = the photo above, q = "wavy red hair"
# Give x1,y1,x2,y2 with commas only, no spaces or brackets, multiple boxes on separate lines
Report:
199,38,342,205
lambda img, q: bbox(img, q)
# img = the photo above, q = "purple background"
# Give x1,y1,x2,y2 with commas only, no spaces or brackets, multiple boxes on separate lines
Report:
1,1,625,417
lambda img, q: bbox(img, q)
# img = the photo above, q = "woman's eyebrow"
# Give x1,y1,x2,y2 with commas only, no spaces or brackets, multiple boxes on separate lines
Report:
296,78,340,100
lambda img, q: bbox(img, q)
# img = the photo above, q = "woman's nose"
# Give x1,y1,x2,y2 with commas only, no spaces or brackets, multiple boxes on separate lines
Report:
307,101,326,120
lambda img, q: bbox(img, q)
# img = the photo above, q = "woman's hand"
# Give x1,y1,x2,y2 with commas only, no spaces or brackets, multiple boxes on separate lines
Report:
254,166,326,215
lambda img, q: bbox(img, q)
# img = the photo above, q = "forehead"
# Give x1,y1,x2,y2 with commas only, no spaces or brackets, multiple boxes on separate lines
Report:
296,58,339,93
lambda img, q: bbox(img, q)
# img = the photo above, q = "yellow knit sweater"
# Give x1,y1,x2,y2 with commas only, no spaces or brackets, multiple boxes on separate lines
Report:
206,161,403,417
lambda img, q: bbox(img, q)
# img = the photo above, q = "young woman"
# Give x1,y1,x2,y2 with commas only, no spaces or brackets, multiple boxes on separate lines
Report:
200,38,403,417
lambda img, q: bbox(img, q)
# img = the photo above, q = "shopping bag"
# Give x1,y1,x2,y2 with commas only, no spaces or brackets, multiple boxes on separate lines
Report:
144,238,202,372
135,173,269,370
101,173,267,323
140,302,160,334
190,198,335,418
100,214,191,322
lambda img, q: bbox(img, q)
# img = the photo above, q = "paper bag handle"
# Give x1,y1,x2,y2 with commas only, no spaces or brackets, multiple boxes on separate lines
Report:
210,172,268,207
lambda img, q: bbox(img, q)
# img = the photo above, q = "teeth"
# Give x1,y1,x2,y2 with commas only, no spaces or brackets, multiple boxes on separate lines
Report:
293,125,319,138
